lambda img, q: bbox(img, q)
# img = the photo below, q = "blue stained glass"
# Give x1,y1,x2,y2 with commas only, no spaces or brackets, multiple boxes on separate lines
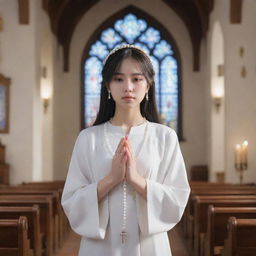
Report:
85,57,102,94
85,95,100,127
101,28,122,48
161,56,178,93
114,14,147,43
151,56,159,93
84,13,180,132
89,41,108,59
133,43,150,55
154,40,173,59
139,27,160,49
160,94,178,129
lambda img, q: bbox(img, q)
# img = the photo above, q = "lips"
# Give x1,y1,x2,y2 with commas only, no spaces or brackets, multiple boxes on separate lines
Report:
122,96,135,99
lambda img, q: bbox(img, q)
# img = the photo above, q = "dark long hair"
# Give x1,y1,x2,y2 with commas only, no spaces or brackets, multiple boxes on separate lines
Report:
93,46,161,126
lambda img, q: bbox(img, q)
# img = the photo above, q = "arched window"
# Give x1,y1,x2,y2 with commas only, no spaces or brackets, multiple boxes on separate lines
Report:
83,12,182,136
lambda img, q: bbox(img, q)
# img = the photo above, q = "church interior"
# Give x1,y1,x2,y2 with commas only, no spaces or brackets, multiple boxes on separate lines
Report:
0,0,256,255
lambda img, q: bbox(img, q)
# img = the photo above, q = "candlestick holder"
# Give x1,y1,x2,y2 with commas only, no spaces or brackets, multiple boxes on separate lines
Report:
235,163,247,185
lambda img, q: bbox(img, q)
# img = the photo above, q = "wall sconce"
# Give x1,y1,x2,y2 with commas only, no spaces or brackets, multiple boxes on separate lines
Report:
212,87,224,113
213,96,222,112
43,97,50,114
41,86,51,114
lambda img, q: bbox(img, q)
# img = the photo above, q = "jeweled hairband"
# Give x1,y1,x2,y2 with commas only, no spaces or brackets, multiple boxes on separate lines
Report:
102,44,153,66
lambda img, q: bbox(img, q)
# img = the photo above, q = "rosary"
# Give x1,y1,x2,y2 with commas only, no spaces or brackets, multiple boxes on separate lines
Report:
120,180,127,243
104,118,148,243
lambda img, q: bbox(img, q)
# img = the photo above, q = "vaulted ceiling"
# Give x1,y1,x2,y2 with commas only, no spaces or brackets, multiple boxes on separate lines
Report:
42,0,214,72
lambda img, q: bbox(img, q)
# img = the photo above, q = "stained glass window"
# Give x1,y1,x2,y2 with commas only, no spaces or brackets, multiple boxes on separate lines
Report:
83,13,180,132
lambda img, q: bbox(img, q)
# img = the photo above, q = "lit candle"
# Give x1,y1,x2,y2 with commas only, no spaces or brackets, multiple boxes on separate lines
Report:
235,144,241,165
241,140,248,166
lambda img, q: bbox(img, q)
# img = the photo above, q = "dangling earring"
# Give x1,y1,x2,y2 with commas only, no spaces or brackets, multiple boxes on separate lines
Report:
146,92,149,101
108,91,111,100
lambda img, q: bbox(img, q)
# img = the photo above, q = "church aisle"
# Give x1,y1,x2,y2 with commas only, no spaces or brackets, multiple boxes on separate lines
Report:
54,230,80,256
168,225,190,256
54,225,189,256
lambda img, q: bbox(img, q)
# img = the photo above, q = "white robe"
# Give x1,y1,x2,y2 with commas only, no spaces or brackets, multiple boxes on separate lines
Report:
61,120,190,256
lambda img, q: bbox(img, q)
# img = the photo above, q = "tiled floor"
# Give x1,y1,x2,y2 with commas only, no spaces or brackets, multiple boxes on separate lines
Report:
54,225,189,256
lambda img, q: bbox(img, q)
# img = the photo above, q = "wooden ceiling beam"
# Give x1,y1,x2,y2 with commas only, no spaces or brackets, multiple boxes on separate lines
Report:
230,0,242,24
43,0,214,72
163,0,214,71
18,0,29,24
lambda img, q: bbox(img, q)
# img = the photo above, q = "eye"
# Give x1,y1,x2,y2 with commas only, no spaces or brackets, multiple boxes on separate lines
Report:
133,77,144,82
113,77,123,82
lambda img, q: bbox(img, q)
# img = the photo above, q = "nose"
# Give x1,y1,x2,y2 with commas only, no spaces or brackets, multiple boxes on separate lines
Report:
124,79,134,92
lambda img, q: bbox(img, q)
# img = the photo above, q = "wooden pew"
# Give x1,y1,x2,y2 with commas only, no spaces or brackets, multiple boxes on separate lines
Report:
204,206,256,256
0,194,54,256
184,189,256,247
190,181,255,188
221,217,256,256
192,195,256,256
0,205,41,256
183,188,256,238
0,188,62,249
22,181,65,187
183,184,256,232
16,182,68,236
0,216,32,256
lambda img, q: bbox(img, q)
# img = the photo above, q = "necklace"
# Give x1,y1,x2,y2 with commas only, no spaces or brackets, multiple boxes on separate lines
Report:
103,118,149,243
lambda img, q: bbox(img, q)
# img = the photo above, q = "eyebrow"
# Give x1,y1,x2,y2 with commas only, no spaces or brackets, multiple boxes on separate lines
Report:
113,72,144,76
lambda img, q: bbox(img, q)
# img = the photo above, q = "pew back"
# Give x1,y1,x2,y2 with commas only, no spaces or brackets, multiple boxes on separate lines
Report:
0,205,41,256
0,216,31,256
205,206,256,256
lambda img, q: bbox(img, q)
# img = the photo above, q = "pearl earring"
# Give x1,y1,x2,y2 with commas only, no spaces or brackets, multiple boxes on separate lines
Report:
146,92,149,101
108,91,111,99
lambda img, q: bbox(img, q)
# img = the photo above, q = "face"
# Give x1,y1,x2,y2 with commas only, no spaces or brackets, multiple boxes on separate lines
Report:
108,58,149,111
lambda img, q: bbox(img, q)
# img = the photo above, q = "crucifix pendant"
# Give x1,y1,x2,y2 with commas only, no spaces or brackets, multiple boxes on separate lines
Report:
120,231,127,243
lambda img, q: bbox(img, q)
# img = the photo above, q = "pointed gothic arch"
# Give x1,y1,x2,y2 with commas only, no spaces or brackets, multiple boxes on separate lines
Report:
81,6,184,140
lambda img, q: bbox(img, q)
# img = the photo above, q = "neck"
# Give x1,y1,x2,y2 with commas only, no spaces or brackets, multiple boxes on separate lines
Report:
110,108,145,127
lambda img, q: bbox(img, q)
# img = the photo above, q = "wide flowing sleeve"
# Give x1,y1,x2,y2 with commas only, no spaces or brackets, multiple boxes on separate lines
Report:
136,128,190,235
61,130,109,239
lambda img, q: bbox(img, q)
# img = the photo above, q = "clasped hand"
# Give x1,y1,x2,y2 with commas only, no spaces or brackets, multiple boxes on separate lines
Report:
110,136,140,186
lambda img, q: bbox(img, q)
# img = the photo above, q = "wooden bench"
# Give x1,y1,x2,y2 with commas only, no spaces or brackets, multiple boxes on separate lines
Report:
0,205,42,256
221,217,256,256
0,194,54,256
0,216,32,256
183,188,256,238
22,181,65,187
0,188,63,248
204,206,256,256
15,182,69,235
192,195,256,256
185,191,256,248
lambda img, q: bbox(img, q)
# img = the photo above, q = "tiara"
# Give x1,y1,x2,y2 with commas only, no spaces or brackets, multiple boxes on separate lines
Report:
102,44,153,66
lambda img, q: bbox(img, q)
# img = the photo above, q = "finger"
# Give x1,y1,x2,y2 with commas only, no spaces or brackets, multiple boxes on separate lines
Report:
125,147,131,164
124,140,134,158
118,147,126,160
121,150,128,164
115,137,126,154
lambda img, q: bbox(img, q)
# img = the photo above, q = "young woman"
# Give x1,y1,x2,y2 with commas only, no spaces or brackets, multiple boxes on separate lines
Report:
61,44,190,256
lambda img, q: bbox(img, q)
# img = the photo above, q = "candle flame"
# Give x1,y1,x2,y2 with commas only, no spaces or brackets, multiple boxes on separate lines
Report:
243,140,248,146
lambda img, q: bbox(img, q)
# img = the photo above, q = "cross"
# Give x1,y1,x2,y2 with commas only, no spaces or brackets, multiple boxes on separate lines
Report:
120,230,127,243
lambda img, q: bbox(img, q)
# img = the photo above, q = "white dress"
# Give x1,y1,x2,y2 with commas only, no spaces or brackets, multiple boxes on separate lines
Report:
61,120,190,256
